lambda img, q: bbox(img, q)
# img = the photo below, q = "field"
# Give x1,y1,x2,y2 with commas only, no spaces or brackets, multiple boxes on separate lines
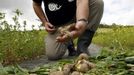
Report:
93,27,134,50
0,11,134,75
0,11,46,65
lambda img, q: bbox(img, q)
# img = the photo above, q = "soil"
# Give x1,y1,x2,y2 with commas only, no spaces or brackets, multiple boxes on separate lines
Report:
19,44,102,70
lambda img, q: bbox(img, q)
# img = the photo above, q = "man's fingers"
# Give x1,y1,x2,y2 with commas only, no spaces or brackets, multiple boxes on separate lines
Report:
46,27,55,31
45,23,56,33
56,36,62,42
62,34,68,39
46,27,55,32
56,34,68,42
48,23,54,28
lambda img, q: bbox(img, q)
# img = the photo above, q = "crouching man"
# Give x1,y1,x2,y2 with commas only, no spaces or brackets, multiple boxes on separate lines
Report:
32,0,104,60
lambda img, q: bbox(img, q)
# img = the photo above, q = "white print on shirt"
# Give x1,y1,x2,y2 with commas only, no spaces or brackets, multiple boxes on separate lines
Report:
68,0,74,2
48,3,62,11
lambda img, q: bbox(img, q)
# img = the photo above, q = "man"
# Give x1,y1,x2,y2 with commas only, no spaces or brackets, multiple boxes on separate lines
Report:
32,0,104,60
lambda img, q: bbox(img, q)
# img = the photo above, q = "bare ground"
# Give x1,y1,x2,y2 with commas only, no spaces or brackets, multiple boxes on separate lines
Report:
19,44,102,70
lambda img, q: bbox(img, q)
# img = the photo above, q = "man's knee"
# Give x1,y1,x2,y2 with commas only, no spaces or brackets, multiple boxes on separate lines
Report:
45,44,66,60
45,32,66,60
46,53,62,60
45,48,66,60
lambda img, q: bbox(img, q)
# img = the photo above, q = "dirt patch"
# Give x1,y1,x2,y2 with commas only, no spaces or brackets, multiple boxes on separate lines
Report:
19,44,102,70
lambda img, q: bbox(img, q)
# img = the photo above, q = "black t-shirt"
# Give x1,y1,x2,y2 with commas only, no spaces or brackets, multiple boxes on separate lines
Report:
33,0,76,26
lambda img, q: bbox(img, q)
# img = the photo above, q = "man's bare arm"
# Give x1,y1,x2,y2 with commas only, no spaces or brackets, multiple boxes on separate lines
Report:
76,0,89,21
56,0,89,42
71,0,89,38
33,1,48,24
33,1,55,32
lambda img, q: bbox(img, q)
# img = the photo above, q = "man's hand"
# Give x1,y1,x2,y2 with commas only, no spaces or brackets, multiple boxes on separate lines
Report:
44,22,56,33
56,33,71,42
56,21,87,42
56,25,74,42
74,21,87,36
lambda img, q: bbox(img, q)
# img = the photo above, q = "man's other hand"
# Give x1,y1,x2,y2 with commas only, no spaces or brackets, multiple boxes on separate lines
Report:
44,22,56,33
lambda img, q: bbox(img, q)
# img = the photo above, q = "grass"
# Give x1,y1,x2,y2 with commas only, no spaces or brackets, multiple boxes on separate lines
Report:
0,10,47,65
0,26,133,75
93,27,134,50
0,30,46,65
0,47,133,75
0,10,134,75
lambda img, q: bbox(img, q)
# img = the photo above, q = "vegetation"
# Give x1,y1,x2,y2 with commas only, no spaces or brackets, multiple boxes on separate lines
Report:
93,26,134,50
0,10,134,75
0,10,46,65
